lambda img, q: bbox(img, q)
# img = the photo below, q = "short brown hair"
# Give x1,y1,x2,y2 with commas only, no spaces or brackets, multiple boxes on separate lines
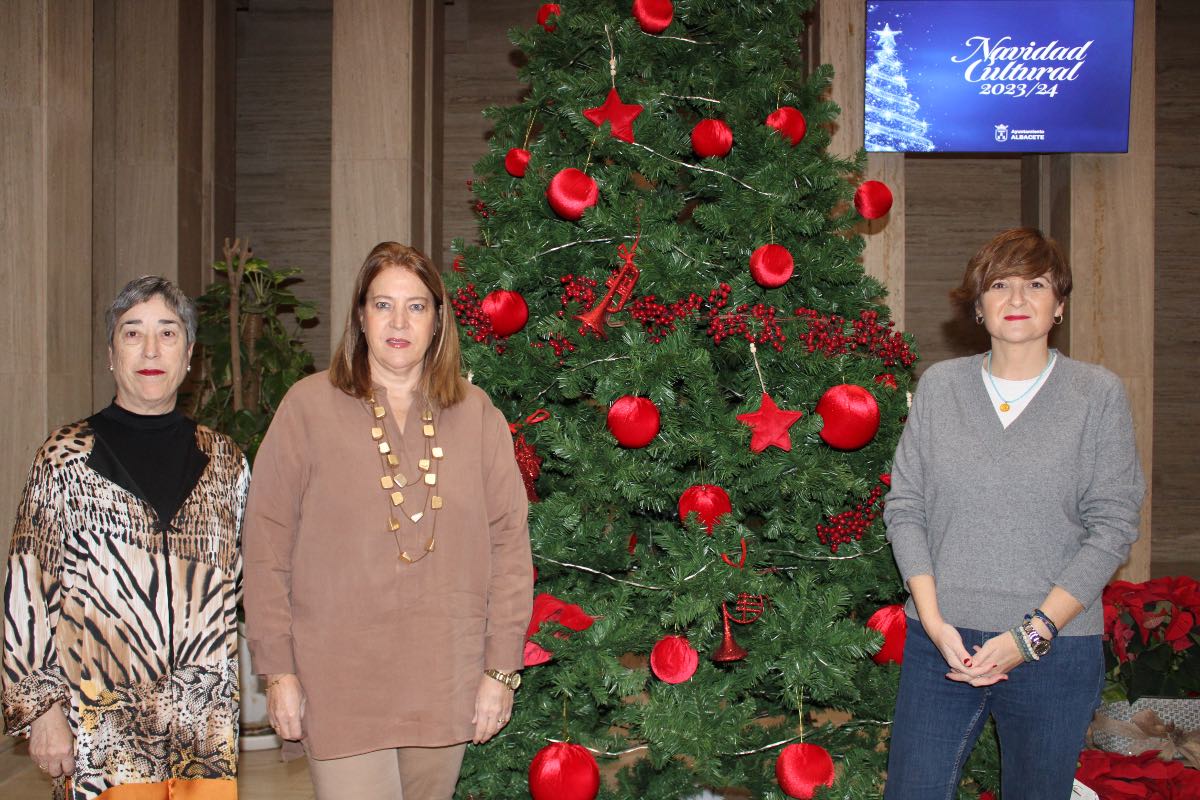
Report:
329,242,467,407
950,228,1072,317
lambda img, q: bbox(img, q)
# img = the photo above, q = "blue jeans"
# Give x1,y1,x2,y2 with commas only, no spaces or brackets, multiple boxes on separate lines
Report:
884,617,1103,800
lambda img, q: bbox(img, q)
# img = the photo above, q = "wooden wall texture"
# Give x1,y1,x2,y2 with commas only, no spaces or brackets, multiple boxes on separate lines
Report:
234,0,333,368
1152,0,1200,577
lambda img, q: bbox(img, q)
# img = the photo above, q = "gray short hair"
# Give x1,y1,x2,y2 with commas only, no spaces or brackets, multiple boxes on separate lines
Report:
105,276,198,346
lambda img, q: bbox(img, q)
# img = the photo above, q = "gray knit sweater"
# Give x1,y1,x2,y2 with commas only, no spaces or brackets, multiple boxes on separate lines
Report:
884,353,1145,636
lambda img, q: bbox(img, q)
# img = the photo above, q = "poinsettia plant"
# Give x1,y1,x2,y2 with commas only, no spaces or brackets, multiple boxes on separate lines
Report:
1102,575,1200,702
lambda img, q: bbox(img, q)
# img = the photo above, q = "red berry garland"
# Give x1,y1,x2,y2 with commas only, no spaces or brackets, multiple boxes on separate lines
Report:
816,484,886,553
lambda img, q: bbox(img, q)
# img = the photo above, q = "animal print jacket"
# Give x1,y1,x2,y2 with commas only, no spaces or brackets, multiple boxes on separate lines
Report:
3,420,248,800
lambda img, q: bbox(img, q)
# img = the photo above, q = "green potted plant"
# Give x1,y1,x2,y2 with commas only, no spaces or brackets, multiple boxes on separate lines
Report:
189,238,318,749
1089,575,1200,765
189,238,318,461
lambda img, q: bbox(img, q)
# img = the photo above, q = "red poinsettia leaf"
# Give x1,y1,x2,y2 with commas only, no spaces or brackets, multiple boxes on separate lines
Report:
1164,609,1194,642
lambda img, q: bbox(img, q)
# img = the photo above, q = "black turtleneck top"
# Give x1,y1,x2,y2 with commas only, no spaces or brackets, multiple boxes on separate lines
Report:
87,402,209,528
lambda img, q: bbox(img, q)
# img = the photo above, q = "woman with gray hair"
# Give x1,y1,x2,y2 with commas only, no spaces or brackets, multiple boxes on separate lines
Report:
3,276,248,800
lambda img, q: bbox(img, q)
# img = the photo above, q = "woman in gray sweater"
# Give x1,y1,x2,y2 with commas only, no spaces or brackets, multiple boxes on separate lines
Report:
883,228,1144,799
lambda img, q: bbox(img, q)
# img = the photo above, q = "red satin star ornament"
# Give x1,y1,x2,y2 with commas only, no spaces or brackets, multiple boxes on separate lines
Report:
583,88,643,143
737,392,804,453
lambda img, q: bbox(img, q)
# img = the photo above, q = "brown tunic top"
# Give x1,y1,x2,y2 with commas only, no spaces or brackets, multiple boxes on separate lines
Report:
242,373,533,759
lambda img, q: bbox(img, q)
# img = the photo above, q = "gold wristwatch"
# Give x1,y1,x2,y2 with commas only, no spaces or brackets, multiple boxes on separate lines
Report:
484,668,522,691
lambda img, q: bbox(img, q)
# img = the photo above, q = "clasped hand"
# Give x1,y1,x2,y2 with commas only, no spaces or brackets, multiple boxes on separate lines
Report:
926,621,1024,686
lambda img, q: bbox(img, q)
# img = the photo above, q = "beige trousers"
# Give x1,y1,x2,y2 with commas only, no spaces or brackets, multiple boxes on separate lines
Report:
307,743,468,800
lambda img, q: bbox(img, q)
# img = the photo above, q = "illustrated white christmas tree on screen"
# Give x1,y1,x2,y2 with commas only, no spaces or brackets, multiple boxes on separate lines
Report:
865,23,935,152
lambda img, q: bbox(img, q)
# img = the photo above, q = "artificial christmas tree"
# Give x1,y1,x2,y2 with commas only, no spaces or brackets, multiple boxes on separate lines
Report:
446,2,943,797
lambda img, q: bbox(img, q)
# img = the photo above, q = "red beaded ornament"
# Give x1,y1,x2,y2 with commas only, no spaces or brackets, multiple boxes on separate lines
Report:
765,106,808,146
691,119,734,158
481,290,529,337
607,395,661,448
678,484,732,533
650,634,699,684
504,147,531,177
776,743,836,799
547,168,599,220
866,604,907,665
749,243,795,288
815,384,880,450
528,742,600,800
536,3,561,32
632,0,674,33
816,484,886,553
854,180,893,220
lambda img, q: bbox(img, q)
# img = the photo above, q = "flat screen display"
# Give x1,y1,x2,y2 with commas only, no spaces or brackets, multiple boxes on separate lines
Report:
864,0,1134,153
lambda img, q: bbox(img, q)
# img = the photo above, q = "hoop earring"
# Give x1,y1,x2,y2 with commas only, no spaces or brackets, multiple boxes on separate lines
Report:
1053,314,1064,325
975,313,984,325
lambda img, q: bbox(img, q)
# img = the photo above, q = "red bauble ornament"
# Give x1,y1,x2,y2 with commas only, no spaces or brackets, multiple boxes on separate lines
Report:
632,0,673,33
765,106,808,146
776,743,836,799
678,484,732,533
536,3,562,32
737,392,804,453
547,168,599,220
607,395,660,448
504,147,531,177
583,88,644,143
528,742,600,800
481,290,529,337
650,634,699,683
815,384,881,450
866,604,907,665
749,244,795,288
691,119,734,158
854,180,894,220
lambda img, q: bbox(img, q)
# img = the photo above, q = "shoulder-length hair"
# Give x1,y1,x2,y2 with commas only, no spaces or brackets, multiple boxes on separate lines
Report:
329,242,467,407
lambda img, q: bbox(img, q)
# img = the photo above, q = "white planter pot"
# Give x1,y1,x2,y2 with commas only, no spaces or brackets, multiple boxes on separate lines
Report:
238,622,281,751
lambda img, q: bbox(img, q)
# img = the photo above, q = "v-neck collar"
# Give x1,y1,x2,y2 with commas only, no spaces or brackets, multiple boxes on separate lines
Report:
963,352,1067,445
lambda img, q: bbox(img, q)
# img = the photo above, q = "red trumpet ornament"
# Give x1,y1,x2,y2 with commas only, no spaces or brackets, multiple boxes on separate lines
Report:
712,593,766,662
575,242,641,338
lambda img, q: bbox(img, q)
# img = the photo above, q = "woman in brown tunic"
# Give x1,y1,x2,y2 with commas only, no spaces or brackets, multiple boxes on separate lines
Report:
243,242,533,800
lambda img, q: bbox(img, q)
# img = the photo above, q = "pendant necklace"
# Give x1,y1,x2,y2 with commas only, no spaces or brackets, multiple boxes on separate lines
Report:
986,350,1056,412
366,394,445,563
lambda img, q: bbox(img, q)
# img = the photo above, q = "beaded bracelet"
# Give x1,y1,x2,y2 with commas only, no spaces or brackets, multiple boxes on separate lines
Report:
1010,626,1034,663
1030,608,1059,638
